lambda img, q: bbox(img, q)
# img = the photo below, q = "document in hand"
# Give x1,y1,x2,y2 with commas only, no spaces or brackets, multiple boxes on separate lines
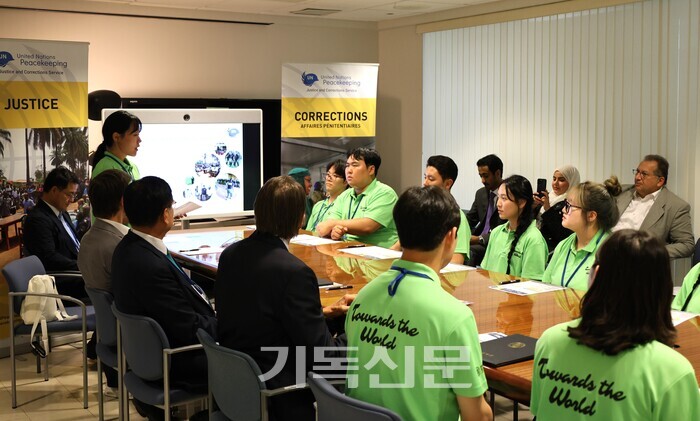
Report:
480,334,538,367
173,201,202,217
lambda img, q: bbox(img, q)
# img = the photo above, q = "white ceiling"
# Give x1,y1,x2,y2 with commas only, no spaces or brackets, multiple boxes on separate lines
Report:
68,0,498,22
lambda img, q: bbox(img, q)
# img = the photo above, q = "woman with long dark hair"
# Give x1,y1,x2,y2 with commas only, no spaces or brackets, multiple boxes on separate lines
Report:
531,230,699,420
92,110,142,181
481,175,548,280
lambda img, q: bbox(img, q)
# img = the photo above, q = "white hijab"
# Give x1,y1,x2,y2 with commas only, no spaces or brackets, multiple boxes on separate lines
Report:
542,165,581,213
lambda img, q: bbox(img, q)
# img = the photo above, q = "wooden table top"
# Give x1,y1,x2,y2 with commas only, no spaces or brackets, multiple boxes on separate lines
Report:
165,227,700,404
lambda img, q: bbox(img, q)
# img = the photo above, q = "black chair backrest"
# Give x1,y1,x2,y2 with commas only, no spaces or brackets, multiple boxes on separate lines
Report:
2,255,46,314
197,328,266,421
85,287,117,347
307,372,402,421
112,304,169,382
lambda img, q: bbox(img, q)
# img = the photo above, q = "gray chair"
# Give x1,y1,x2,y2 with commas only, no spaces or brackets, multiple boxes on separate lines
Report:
84,287,122,421
196,328,308,421
2,255,95,409
112,305,207,421
307,372,403,421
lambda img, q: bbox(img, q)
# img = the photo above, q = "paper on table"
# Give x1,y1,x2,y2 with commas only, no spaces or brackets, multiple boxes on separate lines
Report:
478,332,507,343
338,246,402,260
173,201,201,217
290,234,341,246
489,281,567,296
671,310,698,326
440,263,477,273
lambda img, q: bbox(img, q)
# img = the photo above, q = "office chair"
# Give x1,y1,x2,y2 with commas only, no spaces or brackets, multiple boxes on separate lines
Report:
2,255,95,409
307,372,402,421
113,305,207,421
196,328,308,421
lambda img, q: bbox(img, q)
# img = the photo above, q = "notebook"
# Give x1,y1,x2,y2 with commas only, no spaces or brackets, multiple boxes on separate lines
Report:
480,334,538,367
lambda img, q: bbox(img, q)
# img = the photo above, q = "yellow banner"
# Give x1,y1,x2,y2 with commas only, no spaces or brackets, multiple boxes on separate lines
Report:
0,81,87,128
282,97,377,138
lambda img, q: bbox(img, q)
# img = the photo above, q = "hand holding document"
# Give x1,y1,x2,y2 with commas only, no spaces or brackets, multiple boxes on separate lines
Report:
173,201,202,218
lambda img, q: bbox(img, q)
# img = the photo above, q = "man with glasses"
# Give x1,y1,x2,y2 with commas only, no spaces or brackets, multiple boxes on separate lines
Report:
24,167,84,295
613,154,694,259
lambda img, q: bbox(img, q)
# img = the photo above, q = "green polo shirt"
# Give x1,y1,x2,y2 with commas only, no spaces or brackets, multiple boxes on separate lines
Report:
92,151,140,181
543,230,609,291
345,259,488,421
455,210,471,260
307,198,335,233
481,220,548,280
672,262,700,313
532,320,700,421
329,178,398,248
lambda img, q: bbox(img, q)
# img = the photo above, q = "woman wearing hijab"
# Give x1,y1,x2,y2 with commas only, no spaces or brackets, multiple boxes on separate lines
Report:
533,165,581,251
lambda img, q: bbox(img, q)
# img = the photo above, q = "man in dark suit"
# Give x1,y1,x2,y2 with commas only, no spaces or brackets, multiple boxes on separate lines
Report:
23,166,84,298
77,169,130,392
466,154,506,266
613,154,694,259
216,176,353,421
112,176,216,419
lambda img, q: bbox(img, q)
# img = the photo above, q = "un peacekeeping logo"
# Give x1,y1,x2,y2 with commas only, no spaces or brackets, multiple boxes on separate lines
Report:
0,51,14,68
301,71,319,87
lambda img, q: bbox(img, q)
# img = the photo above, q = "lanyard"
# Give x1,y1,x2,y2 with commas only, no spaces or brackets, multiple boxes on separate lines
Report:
388,265,433,296
165,251,211,307
105,154,134,181
310,199,331,231
560,232,604,288
347,194,364,220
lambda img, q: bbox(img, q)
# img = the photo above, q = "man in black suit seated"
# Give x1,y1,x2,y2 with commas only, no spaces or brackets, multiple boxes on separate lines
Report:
23,166,85,299
216,176,353,421
466,154,506,266
112,176,216,420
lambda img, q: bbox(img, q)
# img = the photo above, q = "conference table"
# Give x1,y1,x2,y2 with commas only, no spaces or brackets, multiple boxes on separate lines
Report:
164,226,700,405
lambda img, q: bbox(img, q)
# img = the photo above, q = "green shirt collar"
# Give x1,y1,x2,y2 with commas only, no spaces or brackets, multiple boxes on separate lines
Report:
104,151,134,169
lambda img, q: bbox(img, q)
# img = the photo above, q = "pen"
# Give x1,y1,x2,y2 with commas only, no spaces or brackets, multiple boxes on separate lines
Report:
499,280,520,285
345,244,367,249
327,285,353,291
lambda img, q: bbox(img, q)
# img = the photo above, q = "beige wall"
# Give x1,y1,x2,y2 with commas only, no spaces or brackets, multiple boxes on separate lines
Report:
375,25,422,193
0,7,378,151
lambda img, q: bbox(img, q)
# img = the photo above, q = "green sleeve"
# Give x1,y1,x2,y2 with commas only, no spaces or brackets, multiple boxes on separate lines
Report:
307,200,324,233
454,211,471,259
480,225,505,272
91,157,119,179
446,311,488,398
520,230,548,281
653,372,700,421
542,240,566,284
672,262,700,312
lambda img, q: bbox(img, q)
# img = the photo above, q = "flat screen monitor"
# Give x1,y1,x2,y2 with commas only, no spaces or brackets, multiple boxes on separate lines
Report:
102,108,263,221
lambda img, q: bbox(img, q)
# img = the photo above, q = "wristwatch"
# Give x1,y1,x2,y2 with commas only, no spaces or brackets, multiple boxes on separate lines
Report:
478,235,485,246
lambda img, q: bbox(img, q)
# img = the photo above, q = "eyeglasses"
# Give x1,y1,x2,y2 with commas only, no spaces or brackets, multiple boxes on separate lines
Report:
563,200,583,214
632,169,660,179
61,190,77,200
325,172,342,181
